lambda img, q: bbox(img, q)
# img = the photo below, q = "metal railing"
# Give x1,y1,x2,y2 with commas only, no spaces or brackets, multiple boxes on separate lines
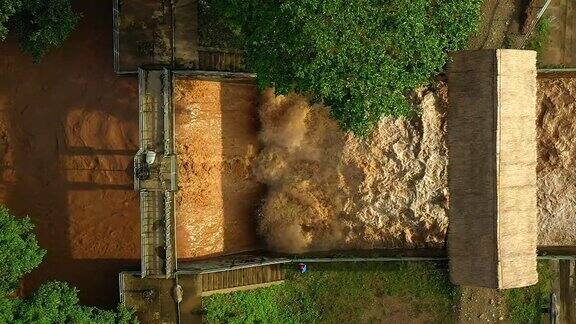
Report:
136,68,178,278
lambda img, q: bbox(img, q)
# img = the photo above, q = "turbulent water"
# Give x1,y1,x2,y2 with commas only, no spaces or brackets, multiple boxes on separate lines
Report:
537,77,576,246
254,86,450,253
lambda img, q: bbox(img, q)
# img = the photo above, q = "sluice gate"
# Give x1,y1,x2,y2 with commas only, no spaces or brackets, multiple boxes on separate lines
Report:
135,68,177,278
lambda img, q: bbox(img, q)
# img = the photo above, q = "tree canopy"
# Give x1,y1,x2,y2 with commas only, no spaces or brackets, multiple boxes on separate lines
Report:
0,206,45,293
213,0,482,135
5,281,137,324
0,0,78,60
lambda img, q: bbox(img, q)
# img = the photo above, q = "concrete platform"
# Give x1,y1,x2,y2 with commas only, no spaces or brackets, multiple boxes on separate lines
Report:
113,0,245,74
119,273,180,323
121,264,286,323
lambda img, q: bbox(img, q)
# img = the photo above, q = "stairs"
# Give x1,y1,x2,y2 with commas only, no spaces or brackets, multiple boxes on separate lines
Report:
196,47,245,72
178,264,287,323
200,264,286,296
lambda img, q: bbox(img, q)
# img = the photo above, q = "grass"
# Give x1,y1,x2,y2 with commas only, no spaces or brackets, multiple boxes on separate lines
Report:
526,17,552,59
202,261,456,323
503,261,557,324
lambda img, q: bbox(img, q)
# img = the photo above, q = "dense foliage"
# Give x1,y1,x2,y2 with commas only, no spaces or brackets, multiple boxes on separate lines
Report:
0,206,45,293
526,17,552,61
213,0,482,135
198,0,243,49
203,262,455,323
0,207,138,323
0,0,20,39
0,0,78,60
2,282,137,324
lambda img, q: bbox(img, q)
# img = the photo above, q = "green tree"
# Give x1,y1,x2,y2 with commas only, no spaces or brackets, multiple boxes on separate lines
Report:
213,0,482,135
0,0,78,60
0,206,45,293
0,207,138,323
10,281,137,324
0,0,22,39
0,295,19,323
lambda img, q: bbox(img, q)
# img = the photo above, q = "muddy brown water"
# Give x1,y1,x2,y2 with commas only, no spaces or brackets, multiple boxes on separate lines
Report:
0,1,139,308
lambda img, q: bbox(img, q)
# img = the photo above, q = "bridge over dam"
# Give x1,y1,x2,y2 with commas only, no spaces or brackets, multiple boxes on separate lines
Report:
123,68,287,323
134,68,178,278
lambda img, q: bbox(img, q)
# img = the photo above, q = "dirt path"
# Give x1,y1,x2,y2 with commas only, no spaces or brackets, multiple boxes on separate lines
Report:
0,1,139,308
469,0,525,49
361,296,440,323
457,287,507,323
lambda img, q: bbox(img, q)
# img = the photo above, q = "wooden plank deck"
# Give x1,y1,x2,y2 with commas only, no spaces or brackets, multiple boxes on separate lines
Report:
200,264,285,294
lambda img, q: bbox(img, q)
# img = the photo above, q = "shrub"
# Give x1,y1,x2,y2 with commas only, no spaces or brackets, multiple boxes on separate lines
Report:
0,0,79,61
0,206,45,293
10,281,138,324
526,17,552,60
213,0,482,135
0,0,22,40
0,295,19,323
